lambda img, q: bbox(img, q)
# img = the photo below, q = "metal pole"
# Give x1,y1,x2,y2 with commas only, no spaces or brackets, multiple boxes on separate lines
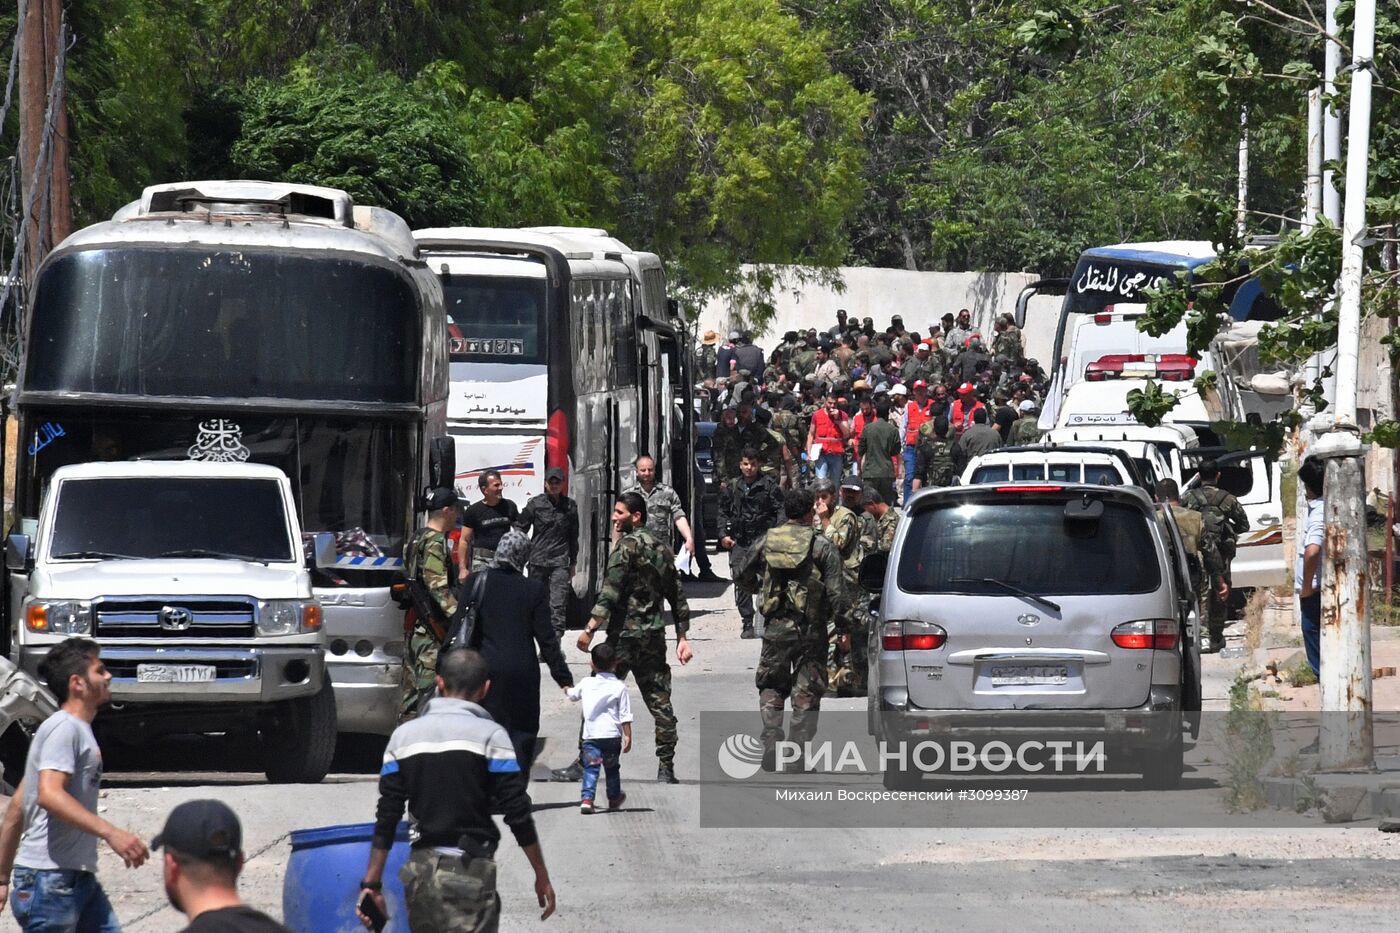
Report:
1305,90,1323,235
1236,108,1249,240
1322,0,1342,225
1317,0,1376,772
1331,0,1374,427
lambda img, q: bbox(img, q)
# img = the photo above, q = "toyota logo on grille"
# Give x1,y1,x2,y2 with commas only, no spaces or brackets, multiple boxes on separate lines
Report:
159,606,193,631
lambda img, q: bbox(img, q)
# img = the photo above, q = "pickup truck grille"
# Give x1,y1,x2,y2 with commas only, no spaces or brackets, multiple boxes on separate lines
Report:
93,598,257,638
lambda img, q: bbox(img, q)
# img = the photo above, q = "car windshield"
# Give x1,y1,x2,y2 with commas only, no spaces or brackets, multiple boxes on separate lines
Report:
897,499,1160,595
50,477,294,562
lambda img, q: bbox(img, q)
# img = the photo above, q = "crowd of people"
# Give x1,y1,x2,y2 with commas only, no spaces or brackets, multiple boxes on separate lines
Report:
699,307,1051,504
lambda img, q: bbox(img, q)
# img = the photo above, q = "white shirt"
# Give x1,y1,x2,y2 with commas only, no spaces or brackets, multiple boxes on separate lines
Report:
566,672,633,740
1295,496,1325,593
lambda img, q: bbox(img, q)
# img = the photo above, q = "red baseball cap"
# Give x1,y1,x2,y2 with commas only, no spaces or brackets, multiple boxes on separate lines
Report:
957,382,975,395
912,379,928,389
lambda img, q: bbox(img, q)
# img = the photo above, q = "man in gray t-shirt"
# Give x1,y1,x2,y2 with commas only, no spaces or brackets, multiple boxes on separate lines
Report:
16,711,104,871
0,638,148,930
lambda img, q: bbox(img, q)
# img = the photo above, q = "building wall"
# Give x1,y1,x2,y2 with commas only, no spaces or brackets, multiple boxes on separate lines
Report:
696,266,1046,356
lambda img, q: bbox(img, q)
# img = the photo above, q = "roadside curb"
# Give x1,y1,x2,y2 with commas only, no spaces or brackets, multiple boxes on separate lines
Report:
1256,755,1400,822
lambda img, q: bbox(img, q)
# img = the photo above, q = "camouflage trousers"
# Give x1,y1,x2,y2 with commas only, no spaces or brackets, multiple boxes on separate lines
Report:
529,564,572,639
827,579,860,690
757,616,828,749
399,623,441,722
468,547,496,574
837,609,870,697
401,850,499,933
611,629,678,767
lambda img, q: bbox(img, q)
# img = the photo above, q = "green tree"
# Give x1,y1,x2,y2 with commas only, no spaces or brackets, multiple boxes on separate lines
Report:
228,47,482,229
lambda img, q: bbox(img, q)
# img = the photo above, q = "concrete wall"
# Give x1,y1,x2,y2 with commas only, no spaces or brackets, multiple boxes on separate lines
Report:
697,265,1049,356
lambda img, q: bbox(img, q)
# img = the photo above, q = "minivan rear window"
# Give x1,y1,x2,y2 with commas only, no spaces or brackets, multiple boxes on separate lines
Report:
897,499,1160,595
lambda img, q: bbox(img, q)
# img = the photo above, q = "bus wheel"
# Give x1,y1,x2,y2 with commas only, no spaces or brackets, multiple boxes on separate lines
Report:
263,677,337,784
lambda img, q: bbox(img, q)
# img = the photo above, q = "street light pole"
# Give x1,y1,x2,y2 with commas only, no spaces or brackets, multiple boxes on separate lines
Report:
1316,0,1376,772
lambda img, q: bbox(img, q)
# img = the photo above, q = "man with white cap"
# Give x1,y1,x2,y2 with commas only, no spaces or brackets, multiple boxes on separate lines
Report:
1009,399,1043,446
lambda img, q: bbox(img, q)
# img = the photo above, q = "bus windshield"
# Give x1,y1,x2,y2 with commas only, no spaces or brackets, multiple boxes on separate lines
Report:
445,275,547,364
26,247,420,403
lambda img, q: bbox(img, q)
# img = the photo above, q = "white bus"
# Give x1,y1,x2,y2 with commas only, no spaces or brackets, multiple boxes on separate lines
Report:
414,226,694,625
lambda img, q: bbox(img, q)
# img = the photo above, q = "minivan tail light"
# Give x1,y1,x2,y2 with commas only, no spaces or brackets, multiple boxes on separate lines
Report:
882,620,947,652
1111,619,1178,650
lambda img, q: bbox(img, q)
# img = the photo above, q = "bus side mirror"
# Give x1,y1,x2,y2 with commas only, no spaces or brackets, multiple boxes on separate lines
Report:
6,534,32,572
311,533,338,570
859,552,888,592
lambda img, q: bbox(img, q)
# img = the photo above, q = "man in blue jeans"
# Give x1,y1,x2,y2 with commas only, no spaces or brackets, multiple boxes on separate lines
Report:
0,638,148,932
1295,458,1326,676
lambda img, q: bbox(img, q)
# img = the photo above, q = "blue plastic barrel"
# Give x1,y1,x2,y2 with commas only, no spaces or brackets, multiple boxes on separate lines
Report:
284,821,411,933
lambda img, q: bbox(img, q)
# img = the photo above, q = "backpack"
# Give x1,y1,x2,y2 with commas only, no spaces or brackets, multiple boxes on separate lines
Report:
758,527,823,625
1187,485,1237,560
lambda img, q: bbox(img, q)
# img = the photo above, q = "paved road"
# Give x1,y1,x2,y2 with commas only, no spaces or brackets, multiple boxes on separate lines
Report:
15,553,1400,932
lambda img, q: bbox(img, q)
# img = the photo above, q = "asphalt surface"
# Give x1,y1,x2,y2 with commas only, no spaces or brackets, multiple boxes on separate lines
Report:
8,551,1399,932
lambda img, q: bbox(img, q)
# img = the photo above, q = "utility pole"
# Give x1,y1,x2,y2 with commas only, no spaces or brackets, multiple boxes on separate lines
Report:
1322,0,1342,226
1314,0,1376,772
17,0,71,281
1236,108,1248,240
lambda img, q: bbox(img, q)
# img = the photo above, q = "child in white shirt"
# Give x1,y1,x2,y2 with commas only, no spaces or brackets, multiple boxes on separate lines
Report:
566,643,633,813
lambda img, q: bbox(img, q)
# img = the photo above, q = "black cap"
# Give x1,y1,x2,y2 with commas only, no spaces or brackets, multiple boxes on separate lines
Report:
545,467,565,482
840,478,864,493
421,486,457,511
153,800,242,860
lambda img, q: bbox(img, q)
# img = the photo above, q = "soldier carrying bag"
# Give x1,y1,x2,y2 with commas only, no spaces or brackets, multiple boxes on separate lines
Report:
758,528,821,626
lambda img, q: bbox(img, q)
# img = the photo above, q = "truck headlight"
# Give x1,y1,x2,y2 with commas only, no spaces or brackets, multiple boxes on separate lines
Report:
26,600,93,635
259,600,322,636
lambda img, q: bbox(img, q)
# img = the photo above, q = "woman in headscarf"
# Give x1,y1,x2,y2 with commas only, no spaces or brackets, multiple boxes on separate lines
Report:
469,528,574,772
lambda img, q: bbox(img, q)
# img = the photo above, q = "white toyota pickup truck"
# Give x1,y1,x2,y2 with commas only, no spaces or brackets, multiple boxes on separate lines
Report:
5,461,337,783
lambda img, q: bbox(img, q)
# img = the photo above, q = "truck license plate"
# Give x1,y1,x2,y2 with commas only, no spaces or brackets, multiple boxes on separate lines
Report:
136,664,217,684
990,664,1068,686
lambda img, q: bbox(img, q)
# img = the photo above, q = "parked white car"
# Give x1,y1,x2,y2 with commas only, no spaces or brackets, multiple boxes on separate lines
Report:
6,460,338,783
960,447,1143,488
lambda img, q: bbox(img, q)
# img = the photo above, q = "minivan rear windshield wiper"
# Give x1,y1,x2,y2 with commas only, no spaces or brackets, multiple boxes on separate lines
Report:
950,577,1061,613
53,550,145,561
160,548,270,566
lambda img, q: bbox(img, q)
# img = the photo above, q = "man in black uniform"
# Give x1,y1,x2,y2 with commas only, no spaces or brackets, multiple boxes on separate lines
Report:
457,469,520,580
517,467,579,640
718,447,783,640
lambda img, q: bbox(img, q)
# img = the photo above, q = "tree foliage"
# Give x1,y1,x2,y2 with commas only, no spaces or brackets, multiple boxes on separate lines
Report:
29,0,1387,332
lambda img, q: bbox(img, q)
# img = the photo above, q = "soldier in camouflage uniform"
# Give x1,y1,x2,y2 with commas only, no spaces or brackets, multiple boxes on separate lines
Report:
864,484,900,555
400,487,460,722
624,454,696,557
1008,400,1043,446
576,492,693,783
813,479,863,693
993,313,1024,368
768,392,803,488
698,331,720,380
712,404,743,482
733,488,848,761
912,416,957,491
1181,459,1249,652
736,400,784,482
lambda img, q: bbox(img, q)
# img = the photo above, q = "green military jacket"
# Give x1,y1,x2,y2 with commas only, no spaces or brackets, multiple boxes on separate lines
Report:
589,526,691,636
405,527,458,619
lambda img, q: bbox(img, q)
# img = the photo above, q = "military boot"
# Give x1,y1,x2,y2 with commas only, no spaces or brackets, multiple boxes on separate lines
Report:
551,758,583,782
657,763,680,784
